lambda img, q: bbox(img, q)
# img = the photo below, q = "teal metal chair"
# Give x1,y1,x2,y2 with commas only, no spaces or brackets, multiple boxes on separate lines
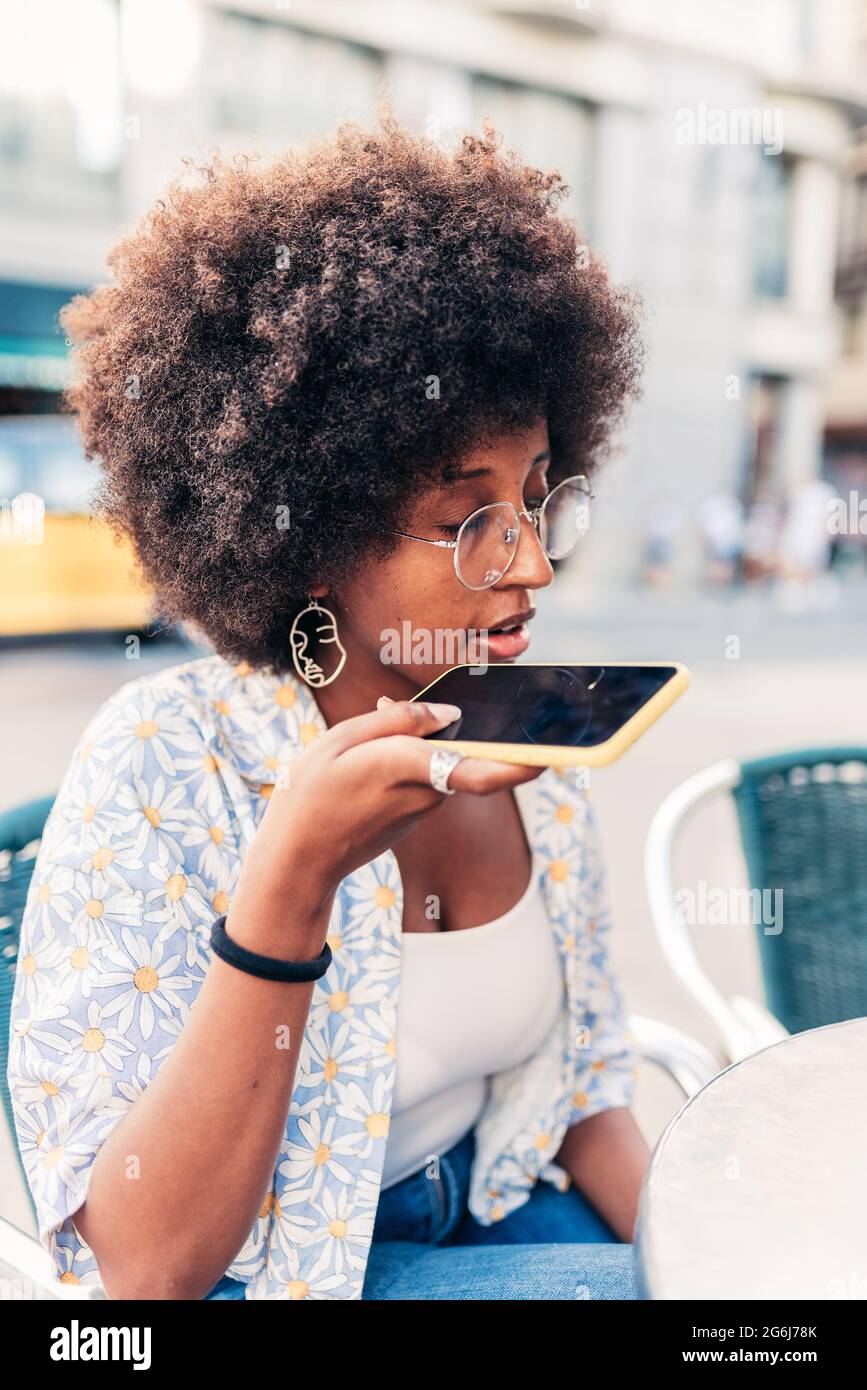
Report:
0,794,55,1223
645,747,867,1063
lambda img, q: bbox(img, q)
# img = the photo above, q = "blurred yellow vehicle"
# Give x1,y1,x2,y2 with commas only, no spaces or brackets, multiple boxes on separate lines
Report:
0,416,155,637
0,514,153,636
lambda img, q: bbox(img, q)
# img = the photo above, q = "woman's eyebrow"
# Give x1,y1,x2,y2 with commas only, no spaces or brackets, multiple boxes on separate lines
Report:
455,448,551,483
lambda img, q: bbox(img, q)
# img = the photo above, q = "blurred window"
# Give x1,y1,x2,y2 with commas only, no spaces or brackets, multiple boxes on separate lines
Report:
0,0,121,217
201,12,382,152
835,171,867,343
471,76,594,235
0,415,94,514
752,150,793,300
742,372,787,501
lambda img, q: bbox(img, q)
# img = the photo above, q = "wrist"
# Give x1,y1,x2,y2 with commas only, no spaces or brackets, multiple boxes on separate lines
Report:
225,872,337,963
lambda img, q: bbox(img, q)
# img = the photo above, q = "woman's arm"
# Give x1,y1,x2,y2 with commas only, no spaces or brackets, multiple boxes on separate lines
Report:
553,1107,651,1242
9,691,541,1298
75,877,335,1300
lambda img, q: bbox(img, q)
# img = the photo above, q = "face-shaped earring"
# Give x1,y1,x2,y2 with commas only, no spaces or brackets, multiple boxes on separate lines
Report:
289,596,347,688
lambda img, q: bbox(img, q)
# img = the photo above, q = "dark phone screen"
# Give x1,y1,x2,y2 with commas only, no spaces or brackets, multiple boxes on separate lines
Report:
416,664,678,748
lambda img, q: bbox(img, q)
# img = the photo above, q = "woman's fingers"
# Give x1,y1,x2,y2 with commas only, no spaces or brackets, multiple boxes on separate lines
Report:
381,733,545,796
429,755,546,797
326,697,461,755
328,695,547,797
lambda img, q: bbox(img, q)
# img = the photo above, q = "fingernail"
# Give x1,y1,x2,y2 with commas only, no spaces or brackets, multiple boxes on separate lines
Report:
377,696,393,708
426,702,462,721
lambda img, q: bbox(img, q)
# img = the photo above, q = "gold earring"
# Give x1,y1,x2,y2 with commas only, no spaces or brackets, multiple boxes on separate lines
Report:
290,596,347,688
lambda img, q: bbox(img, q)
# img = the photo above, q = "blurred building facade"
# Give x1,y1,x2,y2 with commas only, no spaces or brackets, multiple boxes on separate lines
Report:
1,0,866,606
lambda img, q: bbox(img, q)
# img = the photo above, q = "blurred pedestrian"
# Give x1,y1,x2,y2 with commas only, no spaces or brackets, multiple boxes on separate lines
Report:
696,490,744,585
741,492,781,583
776,479,838,582
642,491,683,586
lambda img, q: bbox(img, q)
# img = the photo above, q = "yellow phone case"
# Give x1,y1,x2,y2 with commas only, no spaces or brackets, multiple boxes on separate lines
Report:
412,661,690,770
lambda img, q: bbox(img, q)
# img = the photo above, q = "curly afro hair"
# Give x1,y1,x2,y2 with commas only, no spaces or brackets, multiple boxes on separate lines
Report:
62,107,644,674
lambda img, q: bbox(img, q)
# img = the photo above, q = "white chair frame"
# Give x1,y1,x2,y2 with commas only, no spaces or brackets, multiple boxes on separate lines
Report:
644,757,790,1066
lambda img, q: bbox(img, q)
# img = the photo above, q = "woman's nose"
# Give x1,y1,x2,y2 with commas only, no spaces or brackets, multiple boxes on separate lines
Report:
504,511,555,589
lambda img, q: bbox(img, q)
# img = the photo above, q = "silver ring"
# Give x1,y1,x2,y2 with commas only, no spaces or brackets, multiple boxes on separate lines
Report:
429,748,464,796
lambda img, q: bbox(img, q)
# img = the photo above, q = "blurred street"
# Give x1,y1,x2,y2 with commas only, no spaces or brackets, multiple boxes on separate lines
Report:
2,580,865,1230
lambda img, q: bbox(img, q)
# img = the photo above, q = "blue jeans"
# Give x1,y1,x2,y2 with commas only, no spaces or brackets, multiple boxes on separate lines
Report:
205,1127,637,1300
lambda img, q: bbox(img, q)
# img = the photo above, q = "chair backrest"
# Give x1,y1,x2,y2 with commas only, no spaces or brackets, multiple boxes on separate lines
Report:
0,794,55,1221
732,748,867,1035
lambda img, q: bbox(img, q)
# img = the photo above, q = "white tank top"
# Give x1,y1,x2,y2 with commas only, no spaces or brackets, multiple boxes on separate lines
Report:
380,855,565,1190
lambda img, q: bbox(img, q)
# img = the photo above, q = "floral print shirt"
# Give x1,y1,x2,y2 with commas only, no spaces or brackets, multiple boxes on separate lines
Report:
7,654,639,1299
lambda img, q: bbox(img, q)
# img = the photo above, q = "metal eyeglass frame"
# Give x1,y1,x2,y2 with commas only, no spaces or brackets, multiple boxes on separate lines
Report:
386,473,595,590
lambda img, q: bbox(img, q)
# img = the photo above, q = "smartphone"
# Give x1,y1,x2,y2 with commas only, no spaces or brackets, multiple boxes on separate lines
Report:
410,661,690,768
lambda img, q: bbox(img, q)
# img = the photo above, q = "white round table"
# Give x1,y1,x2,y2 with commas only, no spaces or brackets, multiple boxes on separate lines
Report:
636,1017,867,1300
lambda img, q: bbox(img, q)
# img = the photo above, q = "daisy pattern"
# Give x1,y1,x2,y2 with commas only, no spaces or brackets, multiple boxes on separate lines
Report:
537,840,586,917
79,823,145,895
333,1071,394,1162
59,767,122,848
51,922,114,1005
49,1239,91,1287
26,863,75,939
9,1050,80,1130
314,895,371,987
294,1016,371,1098
343,858,403,938
180,808,237,882
114,1047,157,1107
108,694,204,780
143,835,214,936
301,1184,376,1279
305,962,391,1037
7,652,638,1300
26,1103,104,1214
345,1000,398,1079
115,773,190,856
67,868,144,943
277,1105,361,1200
74,736,115,782
9,933,68,1009
96,927,193,1040
57,999,137,1086
10,993,79,1063
536,783,587,850
259,1242,353,1301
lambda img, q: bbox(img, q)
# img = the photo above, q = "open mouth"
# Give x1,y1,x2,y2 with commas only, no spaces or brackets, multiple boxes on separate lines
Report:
481,620,532,659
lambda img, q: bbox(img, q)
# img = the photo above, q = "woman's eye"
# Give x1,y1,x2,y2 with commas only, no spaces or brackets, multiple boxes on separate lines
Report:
437,523,462,536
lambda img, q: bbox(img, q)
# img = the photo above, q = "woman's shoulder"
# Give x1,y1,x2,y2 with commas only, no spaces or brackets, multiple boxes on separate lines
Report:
74,652,309,756
83,652,246,735
55,652,319,827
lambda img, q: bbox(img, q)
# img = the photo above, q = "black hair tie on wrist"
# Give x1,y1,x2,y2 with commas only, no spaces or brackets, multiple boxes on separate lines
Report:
210,914,332,982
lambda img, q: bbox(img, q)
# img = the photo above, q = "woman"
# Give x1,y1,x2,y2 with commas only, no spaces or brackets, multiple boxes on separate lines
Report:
8,112,649,1300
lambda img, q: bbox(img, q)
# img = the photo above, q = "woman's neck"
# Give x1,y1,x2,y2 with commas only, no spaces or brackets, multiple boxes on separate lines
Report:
308,655,420,730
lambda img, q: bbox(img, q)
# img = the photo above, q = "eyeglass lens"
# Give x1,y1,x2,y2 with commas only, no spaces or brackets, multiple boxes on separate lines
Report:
455,477,591,590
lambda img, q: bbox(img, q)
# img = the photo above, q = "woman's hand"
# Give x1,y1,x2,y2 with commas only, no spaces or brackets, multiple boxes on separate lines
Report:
233,696,544,916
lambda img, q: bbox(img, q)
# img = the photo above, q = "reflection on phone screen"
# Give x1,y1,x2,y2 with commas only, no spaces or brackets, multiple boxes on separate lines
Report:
423,665,677,748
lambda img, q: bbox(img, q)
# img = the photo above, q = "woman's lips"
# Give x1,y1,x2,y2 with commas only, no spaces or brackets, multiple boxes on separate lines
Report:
480,622,531,659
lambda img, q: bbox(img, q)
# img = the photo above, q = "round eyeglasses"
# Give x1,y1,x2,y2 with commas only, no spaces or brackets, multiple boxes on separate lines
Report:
387,474,594,591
